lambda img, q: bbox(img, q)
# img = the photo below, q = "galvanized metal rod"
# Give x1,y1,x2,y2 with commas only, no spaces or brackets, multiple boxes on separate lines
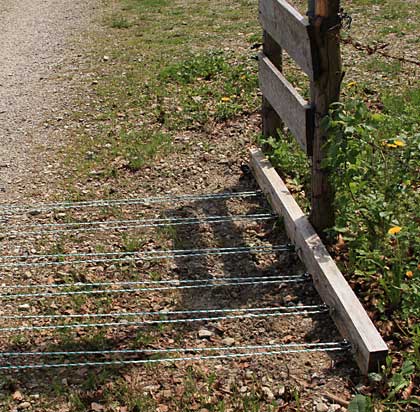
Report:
0,273,307,290
0,304,325,320
0,309,329,333
0,277,306,299
0,191,262,214
1,214,276,236
0,245,293,268
0,344,350,370
0,341,348,357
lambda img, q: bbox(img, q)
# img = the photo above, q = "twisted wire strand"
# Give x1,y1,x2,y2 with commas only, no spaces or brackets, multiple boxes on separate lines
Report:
0,191,262,214
0,309,330,333
0,273,308,290
0,341,348,357
1,214,276,236
1,245,290,261
0,277,306,300
0,245,293,268
0,344,350,370
0,304,325,320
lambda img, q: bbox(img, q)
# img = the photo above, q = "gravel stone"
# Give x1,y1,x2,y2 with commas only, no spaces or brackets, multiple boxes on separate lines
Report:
315,401,329,412
198,329,213,339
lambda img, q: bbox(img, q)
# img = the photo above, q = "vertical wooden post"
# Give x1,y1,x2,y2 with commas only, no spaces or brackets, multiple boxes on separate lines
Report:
262,31,283,140
308,0,342,234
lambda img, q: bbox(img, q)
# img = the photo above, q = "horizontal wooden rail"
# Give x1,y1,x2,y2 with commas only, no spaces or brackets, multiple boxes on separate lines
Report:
259,0,317,80
250,148,388,374
259,54,313,153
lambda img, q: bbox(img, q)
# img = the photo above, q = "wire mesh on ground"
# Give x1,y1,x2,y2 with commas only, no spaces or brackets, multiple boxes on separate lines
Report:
0,191,348,371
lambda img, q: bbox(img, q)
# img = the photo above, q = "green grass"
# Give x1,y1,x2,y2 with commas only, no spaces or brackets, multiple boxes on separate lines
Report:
63,0,260,193
108,14,133,29
365,57,402,76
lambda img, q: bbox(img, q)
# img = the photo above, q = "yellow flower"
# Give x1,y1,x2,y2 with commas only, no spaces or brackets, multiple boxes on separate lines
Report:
388,226,402,235
240,75,247,80
221,97,231,102
406,271,413,278
384,139,405,148
346,81,357,88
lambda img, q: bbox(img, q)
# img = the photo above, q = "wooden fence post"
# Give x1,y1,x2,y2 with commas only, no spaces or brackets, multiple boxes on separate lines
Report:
262,31,283,140
308,0,343,233
256,0,388,374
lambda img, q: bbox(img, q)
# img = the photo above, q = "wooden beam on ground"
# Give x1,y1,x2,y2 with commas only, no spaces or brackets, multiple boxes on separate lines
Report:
250,148,388,374
259,54,313,153
259,0,317,80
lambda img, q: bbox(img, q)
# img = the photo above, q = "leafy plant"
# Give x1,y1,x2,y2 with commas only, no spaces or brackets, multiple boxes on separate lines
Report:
318,88,420,407
159,52,229,84
348,394,372,412
323,90,420,315
259,132,311,211
386,360,415,401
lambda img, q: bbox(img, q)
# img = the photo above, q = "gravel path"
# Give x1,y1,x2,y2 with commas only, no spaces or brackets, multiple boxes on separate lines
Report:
0,0,97,203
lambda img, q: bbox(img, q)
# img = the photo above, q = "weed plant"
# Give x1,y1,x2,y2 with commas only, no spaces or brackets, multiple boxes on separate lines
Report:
324,88,420,316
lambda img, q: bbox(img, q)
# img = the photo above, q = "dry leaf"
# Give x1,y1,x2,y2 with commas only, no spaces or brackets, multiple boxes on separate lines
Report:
12,391,23,401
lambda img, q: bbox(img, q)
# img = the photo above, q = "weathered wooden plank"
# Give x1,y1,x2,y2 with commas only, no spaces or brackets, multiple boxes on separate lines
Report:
259,0,317,79
250,148,388,374
262,31,283,141
259,53,313,153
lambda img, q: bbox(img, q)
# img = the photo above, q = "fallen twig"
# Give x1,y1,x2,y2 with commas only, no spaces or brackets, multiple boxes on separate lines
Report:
323,391,350,407
342,35,420,67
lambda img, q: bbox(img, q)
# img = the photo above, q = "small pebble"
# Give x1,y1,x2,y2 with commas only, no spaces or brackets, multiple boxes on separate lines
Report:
198,329,213,339
222,337,235,346
315,401,329,412
262,386,275,401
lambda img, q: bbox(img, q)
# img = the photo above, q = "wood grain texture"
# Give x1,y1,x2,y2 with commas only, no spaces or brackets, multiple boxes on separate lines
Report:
309,0,343,232
259,54,313,153
250,148,388,374
262,31,283,141
259,0,316,79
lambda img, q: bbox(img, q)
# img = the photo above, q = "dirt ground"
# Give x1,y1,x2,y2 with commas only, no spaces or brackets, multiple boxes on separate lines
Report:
0,0,97,203
0,1,360,411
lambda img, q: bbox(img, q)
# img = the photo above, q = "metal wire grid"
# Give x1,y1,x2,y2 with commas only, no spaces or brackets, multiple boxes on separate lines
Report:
0,193,345,371
0,304,324,320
